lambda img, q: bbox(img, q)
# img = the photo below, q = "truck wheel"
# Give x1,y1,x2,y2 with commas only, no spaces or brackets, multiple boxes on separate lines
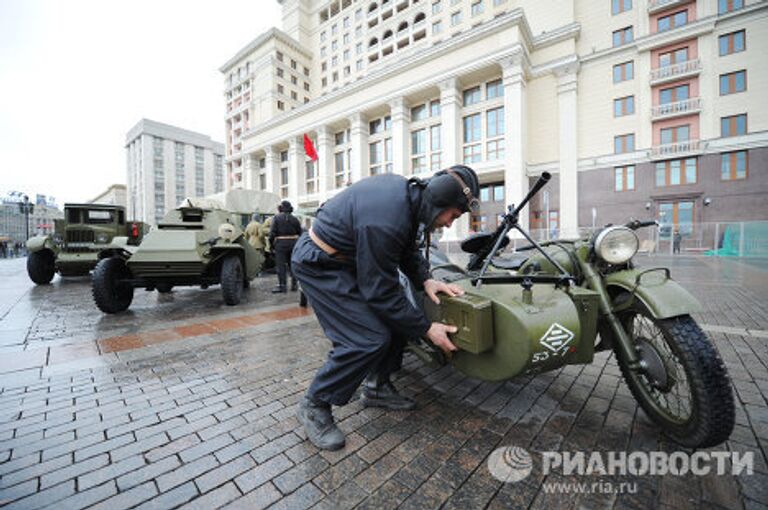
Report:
616,305,735,448
92,257,134,313
27,250,55,285
221,255,244,305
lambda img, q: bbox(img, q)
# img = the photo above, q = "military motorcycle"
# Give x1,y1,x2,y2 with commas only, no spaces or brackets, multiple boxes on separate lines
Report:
413,172,735,448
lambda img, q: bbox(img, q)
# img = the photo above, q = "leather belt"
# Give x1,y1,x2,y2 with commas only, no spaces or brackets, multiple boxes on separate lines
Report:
309,227,345,259
275,235,299,240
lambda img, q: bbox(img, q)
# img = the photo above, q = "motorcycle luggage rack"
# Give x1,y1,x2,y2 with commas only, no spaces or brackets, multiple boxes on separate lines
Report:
470,274,574,288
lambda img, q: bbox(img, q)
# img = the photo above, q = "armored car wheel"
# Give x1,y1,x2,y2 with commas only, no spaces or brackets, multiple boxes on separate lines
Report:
27,250,56,285
92,257,134,313
616,306,735,448
221,255,244,306
156,283,173,293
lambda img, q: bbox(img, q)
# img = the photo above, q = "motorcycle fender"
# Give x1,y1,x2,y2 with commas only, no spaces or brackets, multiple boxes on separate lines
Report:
605,269,702,319
26,235,54,253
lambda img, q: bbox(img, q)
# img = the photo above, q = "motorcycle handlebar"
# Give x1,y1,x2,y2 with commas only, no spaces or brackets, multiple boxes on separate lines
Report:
625,219,658,230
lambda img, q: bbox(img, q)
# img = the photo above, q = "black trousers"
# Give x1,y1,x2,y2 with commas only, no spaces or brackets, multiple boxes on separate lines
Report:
291,233,407,406
274,239,297,288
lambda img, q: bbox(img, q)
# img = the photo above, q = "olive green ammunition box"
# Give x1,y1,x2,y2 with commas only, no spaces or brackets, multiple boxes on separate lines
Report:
426,294,494,354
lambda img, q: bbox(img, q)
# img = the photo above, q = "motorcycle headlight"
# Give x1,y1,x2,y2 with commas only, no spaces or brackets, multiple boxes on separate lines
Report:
594,226,639,265
95,233,109,244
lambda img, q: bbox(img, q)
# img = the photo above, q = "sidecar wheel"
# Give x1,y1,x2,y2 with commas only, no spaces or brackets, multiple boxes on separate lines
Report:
616,307,734,448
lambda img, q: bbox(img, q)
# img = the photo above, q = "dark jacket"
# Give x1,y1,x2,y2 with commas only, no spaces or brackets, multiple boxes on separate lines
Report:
311,174,431,337
269,212,302,245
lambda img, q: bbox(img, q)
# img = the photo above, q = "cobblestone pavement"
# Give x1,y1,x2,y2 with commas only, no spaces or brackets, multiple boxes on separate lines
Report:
0,255,766,509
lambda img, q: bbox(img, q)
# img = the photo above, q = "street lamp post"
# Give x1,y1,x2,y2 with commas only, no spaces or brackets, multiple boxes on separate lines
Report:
19,195,33,244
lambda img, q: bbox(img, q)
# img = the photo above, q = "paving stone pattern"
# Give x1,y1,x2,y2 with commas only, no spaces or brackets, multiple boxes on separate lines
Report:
0,255,766,509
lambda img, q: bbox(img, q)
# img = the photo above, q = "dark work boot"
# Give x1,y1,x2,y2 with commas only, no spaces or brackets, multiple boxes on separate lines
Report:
271,285,287,294
361,374,416,410
297,397,345,451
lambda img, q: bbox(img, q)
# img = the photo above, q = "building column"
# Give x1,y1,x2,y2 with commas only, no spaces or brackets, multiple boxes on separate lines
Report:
349,112,368,184
243,153,256,191
316,125,333,201
439,78,461,167
556,61,579,238
264,146,278,195
390,97,410,175
439,77,465,242
288,136,303,201
502,52,529,232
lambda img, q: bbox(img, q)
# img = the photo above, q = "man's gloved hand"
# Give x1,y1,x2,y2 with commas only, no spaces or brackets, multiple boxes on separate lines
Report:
423,278,464,305
426,322,458,353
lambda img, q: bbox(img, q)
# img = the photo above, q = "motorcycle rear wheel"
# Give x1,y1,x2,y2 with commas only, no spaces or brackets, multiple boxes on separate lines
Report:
616,306,734,448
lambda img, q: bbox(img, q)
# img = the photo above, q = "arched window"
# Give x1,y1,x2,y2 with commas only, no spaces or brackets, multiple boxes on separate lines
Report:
397,21,408,32
368,2,378,12
414,12,426,24
369,37,379,47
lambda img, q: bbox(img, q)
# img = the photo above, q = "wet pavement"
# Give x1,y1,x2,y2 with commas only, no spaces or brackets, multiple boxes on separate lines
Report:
0,254,766,509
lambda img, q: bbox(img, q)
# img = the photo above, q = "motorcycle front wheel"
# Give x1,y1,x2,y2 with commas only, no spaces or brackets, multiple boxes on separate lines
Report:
615,306,735,448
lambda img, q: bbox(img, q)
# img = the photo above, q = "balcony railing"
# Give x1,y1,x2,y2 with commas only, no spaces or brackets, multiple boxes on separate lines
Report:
650,58,701,84
651,139,701,159
651,97,701,120
647,0,688,13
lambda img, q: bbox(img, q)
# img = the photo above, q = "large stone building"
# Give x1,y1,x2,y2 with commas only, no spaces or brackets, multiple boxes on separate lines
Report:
88,184,127,208
221,0,767,249
0,194,62,243
126,119,225,225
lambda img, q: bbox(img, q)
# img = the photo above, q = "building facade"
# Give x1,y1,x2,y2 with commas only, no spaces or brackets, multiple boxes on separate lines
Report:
221,0,767,247
0,194,62,243
125,119,226,225
88,184,127,208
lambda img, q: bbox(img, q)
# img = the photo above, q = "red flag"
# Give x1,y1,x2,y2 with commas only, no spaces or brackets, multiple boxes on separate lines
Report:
303,134,318,162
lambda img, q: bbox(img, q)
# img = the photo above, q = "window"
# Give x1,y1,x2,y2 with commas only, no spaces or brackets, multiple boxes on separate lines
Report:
291,75,298,85
277,68,284,78
433,20,443,34
463,86,481,106
450,10,462,26
291,59,297,69
432,0,442,14
344,16,350,28
462,113,482,163
343,34,350,45
304,82,310,91
613,61,634,83
280,167,289,198
332,40,338,51
344,49,350,61
721,114,747,137
659,47,688,67
658,10,687,32
718,0,743,14
357,59,364,71
321,46,327,57
277,84,284,94
276,51,284,61
471,1,484,16
304,66,310,76
430,124,442,170
291,91,297,100
332,55,339,66
612,0,632,15
486,107,505,160
659,84,689,104
356,42,363,54
658,201,694,238
493,0,506,5
720,70,746,95
612,26,633,47
411,104,428,121
614,96,635,117
614,133,635,154
615,166,635,191
369,139,392,174
721,151,748,180
320,31,327,42
660,125,689,145
656,158,697,186
719,30,746,56
486,79,503,99
411,129,427,174
369,116,391,134
430,100,441,117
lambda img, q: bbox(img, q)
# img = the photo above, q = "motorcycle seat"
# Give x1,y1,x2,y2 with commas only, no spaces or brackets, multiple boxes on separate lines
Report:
491,254,527,271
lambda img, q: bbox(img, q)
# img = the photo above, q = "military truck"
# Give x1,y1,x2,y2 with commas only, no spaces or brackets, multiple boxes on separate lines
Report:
26,204,146,285
92,190,280,313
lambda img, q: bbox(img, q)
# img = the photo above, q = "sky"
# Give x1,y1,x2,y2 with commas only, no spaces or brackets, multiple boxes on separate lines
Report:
0,0,281,206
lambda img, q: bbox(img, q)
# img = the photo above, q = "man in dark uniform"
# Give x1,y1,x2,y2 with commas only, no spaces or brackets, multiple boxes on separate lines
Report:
292,165,480,450
269,200,302,293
